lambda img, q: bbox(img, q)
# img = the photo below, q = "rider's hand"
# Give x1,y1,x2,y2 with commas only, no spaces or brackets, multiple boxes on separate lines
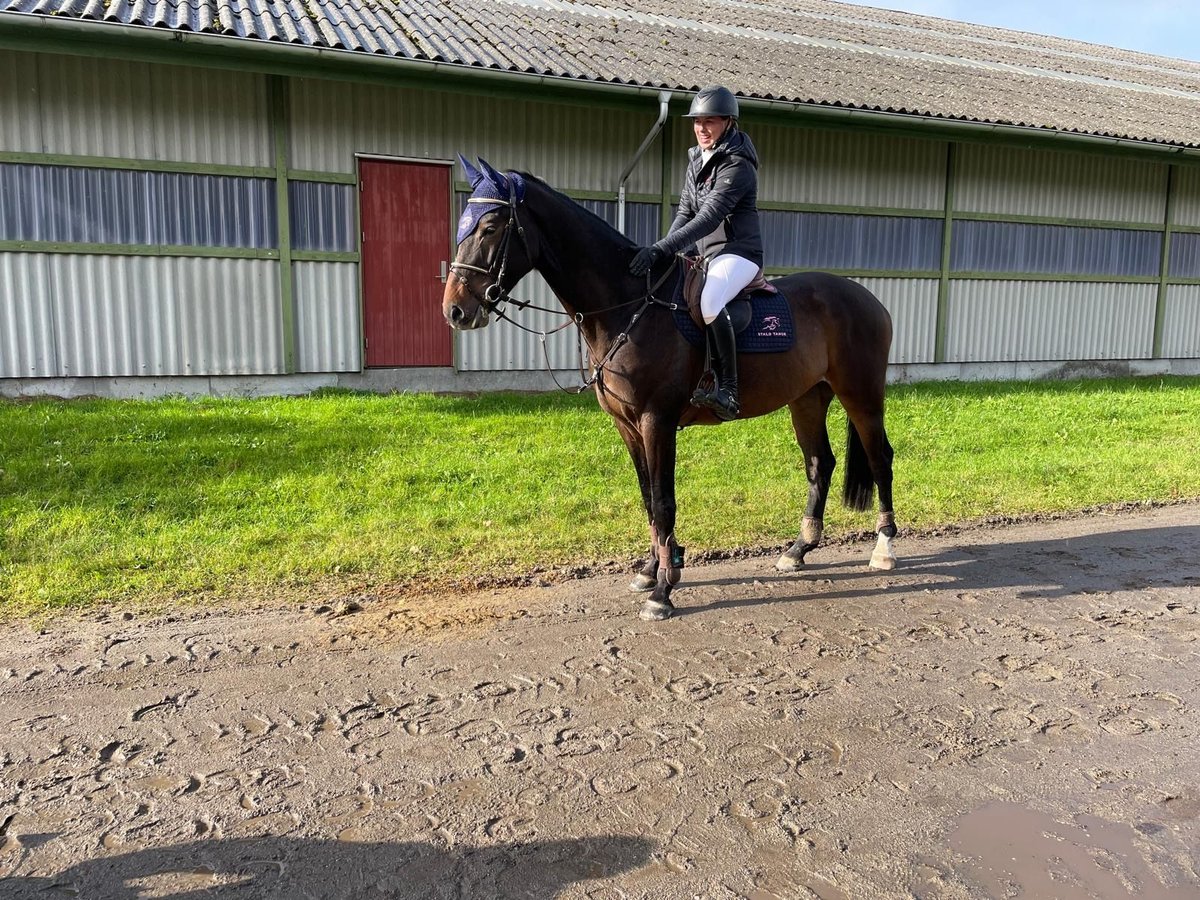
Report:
629,246,664,276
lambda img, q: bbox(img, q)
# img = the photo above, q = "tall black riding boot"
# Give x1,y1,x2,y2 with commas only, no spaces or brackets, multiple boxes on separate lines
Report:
692,307,740,421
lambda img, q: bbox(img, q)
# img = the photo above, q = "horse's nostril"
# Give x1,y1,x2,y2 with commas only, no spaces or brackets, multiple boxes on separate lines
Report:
450,305,464,324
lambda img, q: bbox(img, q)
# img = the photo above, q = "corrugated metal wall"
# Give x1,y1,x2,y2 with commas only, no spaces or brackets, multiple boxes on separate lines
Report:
741,121,946,210
945,281,1157,362
1170,167,1200,228
0,50,42,153
456,273,583,372
4,255,282,377
23,54,271,166
290,79,662,194
293,261,361,373
955,144,1166,224
1162,286,1200,358
0,253,57,378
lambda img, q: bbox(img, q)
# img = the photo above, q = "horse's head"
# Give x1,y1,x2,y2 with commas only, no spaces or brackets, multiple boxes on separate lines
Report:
443,156,535,330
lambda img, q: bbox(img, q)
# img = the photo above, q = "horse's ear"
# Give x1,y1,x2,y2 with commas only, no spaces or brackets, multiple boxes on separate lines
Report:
477,158,510,196
458,154,484,189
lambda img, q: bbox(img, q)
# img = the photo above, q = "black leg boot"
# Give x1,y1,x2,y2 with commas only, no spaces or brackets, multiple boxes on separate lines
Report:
692,307,740,421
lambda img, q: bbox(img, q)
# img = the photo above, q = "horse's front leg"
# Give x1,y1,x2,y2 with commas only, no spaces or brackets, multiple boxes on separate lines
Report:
614,420,659,592
638,417,682,621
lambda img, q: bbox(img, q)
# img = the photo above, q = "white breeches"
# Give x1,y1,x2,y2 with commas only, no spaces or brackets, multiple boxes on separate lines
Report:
701,254,759,323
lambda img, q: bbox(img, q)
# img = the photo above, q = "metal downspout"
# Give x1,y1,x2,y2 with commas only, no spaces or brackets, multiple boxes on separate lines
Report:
618,91,672,235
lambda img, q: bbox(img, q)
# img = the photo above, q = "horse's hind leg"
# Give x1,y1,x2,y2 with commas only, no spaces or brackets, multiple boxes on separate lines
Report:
777,384,837,572
839,391,898,571
614,419,659,592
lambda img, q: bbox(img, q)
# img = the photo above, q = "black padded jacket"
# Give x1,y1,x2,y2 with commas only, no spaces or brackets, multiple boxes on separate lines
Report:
653,128,763,267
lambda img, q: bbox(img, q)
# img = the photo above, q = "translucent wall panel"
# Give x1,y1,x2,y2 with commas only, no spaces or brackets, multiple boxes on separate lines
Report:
763,211,941,271
0,164,276,248
290,181,357,253
1168,232,1200,278
952,221,1160,277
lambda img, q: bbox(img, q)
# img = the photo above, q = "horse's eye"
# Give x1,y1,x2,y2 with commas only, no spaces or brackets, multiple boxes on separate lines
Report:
482,225,497,236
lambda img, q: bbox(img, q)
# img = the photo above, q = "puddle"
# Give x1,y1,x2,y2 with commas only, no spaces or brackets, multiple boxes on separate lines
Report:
946,802,1192,898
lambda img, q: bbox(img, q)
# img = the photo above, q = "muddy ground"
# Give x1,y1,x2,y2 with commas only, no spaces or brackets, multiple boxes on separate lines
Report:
1,503,1198,899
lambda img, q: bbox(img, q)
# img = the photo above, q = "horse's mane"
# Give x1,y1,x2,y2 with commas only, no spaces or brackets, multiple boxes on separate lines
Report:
518,172,638,251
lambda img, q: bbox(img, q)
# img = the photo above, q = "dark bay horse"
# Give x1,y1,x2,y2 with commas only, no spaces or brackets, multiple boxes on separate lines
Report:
443,158,897,621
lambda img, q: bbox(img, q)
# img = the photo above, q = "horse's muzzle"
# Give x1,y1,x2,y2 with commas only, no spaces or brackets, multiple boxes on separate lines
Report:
445,302,489,330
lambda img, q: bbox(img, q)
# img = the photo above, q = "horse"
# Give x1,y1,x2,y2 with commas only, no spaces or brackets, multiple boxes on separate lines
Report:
443,157,898,621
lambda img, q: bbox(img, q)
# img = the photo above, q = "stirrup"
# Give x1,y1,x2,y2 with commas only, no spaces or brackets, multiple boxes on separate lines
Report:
691,386,740,421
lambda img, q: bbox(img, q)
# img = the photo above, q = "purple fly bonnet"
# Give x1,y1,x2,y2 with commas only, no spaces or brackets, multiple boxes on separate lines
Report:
456,155,527,245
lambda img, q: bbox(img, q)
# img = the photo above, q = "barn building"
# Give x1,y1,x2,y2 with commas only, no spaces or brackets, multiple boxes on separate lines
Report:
2,0,1200,398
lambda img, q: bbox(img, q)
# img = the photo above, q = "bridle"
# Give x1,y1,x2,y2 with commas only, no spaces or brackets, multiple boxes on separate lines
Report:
448,182,678,393
448,196,527,313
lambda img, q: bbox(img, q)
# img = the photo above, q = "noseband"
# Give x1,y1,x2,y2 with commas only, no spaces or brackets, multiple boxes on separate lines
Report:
449,197,528,311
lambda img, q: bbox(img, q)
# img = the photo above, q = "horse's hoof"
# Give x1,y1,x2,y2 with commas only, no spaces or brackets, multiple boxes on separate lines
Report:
869,553,897,571
629,573,657,593
776,553,802,572
639,600,674,621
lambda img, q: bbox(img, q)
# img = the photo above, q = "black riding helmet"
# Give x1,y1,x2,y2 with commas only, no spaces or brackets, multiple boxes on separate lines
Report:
686,85,739,119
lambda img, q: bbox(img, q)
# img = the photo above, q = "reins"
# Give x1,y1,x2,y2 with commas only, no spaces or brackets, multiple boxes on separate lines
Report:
450,194,678,394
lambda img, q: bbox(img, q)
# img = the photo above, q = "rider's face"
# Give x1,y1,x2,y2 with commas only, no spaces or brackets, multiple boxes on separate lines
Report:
693,116,729,150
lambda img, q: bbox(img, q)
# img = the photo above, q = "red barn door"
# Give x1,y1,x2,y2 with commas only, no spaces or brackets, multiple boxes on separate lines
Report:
359,159,452,367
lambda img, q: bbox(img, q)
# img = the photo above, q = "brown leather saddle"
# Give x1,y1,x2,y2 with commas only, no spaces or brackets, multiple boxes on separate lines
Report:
682,255,777,333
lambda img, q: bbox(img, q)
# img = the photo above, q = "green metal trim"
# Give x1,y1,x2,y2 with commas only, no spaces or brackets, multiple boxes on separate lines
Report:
935,142,955,364
270,75,296,375
0,149,274,178
0,240,278,258
291,250,359,263
765,267,940,279
758,200,943,218
948,272,1159,283
951,210,1163,231
288,169,358,185
1166,278,1200,286
1154,165,1176,358
1168,223,1200,234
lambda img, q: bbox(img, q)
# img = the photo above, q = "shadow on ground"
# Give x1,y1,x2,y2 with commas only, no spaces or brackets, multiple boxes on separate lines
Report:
1,834,655,899
677,522,1200,616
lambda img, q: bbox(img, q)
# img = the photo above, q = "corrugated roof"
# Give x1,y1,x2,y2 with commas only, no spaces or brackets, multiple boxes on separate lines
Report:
4,0,1200,148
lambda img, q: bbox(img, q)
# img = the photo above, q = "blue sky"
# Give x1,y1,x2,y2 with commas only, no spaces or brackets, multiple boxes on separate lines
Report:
837,1,1198,62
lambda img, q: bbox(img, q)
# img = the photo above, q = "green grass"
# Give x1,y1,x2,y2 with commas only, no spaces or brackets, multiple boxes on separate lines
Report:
1,377,1198,617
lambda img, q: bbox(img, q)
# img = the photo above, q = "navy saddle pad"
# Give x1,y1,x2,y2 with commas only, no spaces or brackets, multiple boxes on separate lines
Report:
672,289,795,354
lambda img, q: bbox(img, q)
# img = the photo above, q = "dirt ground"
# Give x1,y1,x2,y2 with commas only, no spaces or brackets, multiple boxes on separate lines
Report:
1,502,1198,899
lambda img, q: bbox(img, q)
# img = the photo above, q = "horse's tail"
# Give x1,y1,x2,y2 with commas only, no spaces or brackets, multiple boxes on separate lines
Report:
842,420,875,512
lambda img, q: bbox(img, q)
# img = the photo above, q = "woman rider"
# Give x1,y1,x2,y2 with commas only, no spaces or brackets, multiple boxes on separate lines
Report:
629,85,764,421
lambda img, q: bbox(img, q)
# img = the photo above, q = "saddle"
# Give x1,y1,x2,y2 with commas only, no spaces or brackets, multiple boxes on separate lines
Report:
682,255,778,333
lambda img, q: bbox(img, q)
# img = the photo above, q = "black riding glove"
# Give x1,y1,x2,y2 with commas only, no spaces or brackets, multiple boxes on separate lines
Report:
629,246,664,276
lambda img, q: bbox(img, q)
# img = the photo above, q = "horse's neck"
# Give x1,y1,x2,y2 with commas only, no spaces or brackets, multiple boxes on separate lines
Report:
528,193,643,345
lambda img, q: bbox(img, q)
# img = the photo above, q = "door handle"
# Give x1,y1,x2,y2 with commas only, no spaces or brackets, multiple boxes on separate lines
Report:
438,260,448,283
